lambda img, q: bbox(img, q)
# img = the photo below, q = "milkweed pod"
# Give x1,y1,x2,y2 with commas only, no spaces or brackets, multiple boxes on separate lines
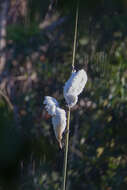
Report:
52,107,66,149
64,69,87,107
64,94,78,108
43,96,59,116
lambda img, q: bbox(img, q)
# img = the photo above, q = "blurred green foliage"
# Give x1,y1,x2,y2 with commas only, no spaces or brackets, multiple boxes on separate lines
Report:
0,0,127,190
7,23,40,44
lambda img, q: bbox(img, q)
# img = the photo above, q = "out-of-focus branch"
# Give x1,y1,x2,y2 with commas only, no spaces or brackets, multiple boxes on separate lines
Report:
0,89,14,110
40,15,69,33
7,0,20,23
0,0,10,74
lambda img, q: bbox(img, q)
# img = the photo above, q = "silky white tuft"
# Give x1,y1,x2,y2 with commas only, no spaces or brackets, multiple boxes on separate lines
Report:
52,107,66,149
64,94,78,108
64,69,87,107
43,96,59,116
43,96,66,148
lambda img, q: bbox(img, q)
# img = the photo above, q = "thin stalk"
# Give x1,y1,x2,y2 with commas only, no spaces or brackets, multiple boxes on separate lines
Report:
72,2,79,71
62,107,70,190
62,2,79,190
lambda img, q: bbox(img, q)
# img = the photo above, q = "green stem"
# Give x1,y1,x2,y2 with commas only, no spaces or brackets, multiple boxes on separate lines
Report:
62,107,71,190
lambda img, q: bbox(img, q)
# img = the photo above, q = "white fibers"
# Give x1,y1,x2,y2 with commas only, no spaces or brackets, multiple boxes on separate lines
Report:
64,69,88,107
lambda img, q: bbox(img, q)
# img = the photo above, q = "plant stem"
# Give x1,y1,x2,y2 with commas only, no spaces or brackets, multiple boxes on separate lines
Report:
62,2,79,189
62,107,70,190
72,1,79,71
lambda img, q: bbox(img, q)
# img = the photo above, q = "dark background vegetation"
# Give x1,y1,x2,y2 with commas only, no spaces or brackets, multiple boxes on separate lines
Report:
0,0,127,189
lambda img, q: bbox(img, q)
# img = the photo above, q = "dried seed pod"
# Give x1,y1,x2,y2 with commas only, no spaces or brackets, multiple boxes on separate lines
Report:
43,96,59,116
43,96,66,148
52,107,66,149
64,69,87,107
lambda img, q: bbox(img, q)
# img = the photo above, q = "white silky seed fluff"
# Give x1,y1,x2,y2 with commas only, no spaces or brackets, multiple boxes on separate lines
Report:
64,94,78,108
43,96,59,116
64,69,88,107
52,107,66,149
43,96,66,148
